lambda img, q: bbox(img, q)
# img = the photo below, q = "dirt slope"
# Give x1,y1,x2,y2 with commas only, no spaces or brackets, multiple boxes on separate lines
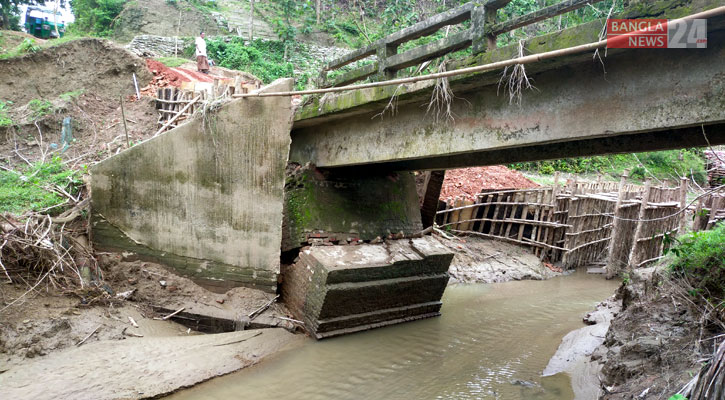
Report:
112,0,224,42
0,30,46,55
0,38,152,106
440,166,539,201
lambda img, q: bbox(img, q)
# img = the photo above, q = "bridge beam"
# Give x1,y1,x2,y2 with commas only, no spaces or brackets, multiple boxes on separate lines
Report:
290,28,725,171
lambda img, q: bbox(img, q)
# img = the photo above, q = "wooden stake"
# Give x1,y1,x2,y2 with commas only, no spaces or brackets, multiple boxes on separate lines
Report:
628,178,652,270
606,169,629,278
678,177,688,235
120,96,130,148
154,96,201,136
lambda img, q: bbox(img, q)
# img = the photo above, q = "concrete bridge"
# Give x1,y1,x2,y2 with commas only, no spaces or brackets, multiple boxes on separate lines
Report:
91,0,725,338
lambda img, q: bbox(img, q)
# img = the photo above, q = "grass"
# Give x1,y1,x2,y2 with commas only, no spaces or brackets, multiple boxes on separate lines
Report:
510,149,708,185
155,57,192,68
0,157,83,215
59,90,85,102
28,99,55,120
667,224,725,307
0,32,87,60
0,100,13,128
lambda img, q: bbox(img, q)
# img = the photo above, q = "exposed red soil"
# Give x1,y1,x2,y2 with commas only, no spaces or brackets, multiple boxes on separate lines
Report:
142,59,226,97
144,59,189,89
440,166,539,201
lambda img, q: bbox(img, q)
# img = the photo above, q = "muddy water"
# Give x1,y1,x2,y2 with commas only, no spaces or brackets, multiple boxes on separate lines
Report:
168,269,618,400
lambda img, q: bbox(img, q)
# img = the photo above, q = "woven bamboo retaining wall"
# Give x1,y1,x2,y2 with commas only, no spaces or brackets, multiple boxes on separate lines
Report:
693,192,725,231
155,88,202,132
436,176,690,271
154,77,260,134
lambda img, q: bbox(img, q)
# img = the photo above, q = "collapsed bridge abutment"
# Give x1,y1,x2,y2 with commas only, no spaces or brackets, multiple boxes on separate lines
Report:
90,79,295,293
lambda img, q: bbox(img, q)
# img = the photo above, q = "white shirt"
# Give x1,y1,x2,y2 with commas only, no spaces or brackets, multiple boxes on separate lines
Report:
195,37,207,57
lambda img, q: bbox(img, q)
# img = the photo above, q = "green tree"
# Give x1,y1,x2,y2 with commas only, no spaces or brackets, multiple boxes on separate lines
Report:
0,0,47,30
69,0,124,36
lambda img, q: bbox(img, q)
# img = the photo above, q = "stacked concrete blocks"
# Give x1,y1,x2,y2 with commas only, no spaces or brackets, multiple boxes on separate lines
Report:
282,236,453,339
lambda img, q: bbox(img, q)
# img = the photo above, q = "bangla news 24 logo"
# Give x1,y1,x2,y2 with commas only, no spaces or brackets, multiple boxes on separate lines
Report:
607,19,707,48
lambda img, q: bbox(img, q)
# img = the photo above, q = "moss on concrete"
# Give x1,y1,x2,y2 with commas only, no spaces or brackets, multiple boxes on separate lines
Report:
281,166,423,251
293,0,717,122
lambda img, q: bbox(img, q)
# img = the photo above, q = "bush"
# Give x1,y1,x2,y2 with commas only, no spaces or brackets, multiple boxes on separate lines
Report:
28,99,55,119
668,224,725,305
205,38,294,84
69,0,126,36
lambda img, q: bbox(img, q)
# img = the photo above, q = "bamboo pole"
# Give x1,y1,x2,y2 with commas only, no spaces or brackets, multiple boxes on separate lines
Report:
233,5,725,98
606,169,629,278
153,96,201,137
628,178,652,270
678,176,688,235
120,96,130,148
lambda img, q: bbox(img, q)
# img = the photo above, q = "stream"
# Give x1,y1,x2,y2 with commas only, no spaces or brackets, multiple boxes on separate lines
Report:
168,269,619,400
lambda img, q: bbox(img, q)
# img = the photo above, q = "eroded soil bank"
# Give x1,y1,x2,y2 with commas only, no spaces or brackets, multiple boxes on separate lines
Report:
0,255,303,399
595,267,715,399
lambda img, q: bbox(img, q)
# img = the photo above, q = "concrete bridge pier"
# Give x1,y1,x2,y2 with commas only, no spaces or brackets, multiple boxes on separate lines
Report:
280,165,454,338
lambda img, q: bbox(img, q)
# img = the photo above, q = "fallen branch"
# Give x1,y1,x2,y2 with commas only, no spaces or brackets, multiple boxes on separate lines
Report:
121,327,144,338
213,331,263,347
248,295,279,321
160,307,185,320
275,316,304,324
77,324,101,346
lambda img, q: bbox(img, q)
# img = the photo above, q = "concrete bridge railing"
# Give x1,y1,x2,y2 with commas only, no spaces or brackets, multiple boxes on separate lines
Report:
319,0,607,88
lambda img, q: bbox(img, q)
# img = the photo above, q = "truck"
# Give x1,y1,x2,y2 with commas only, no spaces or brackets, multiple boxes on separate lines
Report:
24,6,65,39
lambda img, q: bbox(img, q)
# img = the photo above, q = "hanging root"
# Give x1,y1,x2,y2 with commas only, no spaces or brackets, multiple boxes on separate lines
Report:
199,97,228,155
498,40,536,105
426,61,456,123
372,84,403,120
592,0,618,70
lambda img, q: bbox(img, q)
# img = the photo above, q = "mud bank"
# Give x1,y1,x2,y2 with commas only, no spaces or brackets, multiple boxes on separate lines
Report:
595,267,710,399
0,328,303,400
436,236,563,283
544,297,621,400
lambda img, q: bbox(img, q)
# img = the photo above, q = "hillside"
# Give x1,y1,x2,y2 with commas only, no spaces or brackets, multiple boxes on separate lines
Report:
112,0,277,42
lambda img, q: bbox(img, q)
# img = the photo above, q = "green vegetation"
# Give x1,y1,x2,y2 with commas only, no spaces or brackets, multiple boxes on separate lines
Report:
510,149,708,185
667,224,725,312
59,89,85,102
0,0,37,31
204,38,296,86
69,0,125,36
0,100,13,127
0,157,83,215
28,99,55,119
156,57,191,68
0,36,39,59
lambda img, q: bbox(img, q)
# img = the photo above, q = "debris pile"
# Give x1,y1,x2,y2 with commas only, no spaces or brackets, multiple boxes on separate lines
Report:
440,166,538,201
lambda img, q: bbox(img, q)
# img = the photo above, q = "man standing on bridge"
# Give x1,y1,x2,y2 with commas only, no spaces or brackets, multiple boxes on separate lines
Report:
196,31,209,74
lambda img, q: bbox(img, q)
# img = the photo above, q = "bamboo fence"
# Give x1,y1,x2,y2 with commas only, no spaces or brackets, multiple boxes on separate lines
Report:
693,193,725,231
155,88,204,133
154,77,253,134
436,176,696,271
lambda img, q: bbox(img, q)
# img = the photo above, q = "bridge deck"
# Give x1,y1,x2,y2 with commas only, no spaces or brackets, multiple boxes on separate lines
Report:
290,3,725,171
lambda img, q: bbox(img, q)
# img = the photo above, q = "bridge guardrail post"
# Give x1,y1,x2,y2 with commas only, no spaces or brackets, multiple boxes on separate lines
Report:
471,4,488,54
318,69,328,88
376,43,399,81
